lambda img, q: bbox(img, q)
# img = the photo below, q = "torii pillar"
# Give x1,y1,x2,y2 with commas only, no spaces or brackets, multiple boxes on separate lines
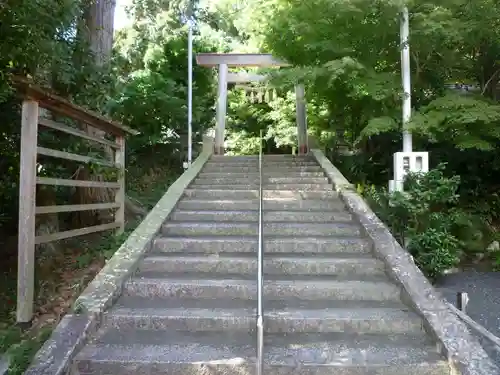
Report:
295,83,308,155
215,64,228,155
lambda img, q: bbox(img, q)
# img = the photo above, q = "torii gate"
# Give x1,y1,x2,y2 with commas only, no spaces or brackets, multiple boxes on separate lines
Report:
196,53,308,155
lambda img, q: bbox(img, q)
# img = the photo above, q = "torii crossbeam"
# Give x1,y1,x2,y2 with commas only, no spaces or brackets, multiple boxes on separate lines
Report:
196,53,308,155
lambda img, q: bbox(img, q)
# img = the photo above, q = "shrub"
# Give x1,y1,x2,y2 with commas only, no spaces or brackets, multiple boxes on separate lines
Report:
363,163,467,279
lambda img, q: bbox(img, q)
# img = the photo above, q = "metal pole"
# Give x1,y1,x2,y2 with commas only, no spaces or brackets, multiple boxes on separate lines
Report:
187,19,193,166
457,292,469,313
400,6,412,152
257,129,264,375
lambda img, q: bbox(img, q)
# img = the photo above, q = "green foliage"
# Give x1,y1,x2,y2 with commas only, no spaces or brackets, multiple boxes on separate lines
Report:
408,93,500,151
5,326,53,375
364,164,472,279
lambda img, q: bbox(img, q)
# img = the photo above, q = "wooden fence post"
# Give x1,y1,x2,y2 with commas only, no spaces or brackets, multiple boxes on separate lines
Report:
17,99,39,324
115,135,125,234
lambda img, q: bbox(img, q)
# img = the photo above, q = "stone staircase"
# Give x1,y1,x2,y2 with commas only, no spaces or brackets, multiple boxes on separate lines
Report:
71,155,449,375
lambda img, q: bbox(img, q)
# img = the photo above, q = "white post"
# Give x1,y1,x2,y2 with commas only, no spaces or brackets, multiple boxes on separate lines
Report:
215,63,228,154
187,19,193,166
295,84,308,154
390,6,419,192
400,6,412,152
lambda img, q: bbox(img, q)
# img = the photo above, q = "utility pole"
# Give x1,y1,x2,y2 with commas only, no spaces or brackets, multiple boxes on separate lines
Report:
186,1,194,168
389,6,429,192
400,6,412,153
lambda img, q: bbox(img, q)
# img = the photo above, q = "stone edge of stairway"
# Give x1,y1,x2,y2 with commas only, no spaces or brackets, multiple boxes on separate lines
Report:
23,143,214,375
310,148,500,375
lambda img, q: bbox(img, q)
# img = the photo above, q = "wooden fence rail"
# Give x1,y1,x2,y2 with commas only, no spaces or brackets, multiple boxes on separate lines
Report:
13,76,139,324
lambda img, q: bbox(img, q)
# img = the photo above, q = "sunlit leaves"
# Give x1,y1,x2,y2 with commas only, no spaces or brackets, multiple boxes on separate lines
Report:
408,93,500,150
360,116,399,139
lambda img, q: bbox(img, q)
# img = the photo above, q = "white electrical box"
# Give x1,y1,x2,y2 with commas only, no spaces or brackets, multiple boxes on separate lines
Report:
389,151,429,192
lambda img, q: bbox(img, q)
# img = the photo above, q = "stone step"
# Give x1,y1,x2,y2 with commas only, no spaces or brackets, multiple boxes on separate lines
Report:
204,163,320,169
103,298,422,335
198,171,326,178
210,155,313,160
103,298,255,332
188,183,333,191
153,235,371,254
123,275,400,301
162,221,258,236
264,332,447,375
192,176,329,184
190,180,259,187
138,253,384,276
169,209,353,222
267,183,331,190
73,330,447,375
176,198,346,211
183,189,339,199
202,166,323,173
267,176,329,183
161,221,361,236
72,330,255,375
205,159,318,165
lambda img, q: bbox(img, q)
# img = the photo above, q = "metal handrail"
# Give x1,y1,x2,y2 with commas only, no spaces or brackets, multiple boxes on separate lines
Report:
256,129,264,375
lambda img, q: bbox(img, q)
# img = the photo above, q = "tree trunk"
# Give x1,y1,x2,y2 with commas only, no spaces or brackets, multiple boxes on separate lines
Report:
76,0,118,226
86,0,116,66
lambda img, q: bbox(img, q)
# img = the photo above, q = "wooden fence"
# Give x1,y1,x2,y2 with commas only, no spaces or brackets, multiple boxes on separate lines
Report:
13,76,139,324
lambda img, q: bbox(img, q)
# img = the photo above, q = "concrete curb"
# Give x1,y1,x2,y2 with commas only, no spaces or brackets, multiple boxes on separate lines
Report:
24,146,212,374
311,148,500,375
73,149,211,316
24,315,94,375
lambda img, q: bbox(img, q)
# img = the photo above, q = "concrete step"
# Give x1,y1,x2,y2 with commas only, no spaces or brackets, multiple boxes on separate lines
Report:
176,198,346,211
198,171,326,178
210,155,313,161
162,221,257,236
169,209,353,222
138,253,384,276
73,330,447,375
267,176,329,184
188,183,332,191
263,276,400,301
205,158,318,164
103,298,255,332
187,184,258,190
190,180,259,187
183,189,339,199
72,330,255,375
192,176,329,184
264,307,423,334
123,275,400,302
176,199,259,210
264,222,360,236
202,166,323,173
103,297,422,335
204,162,319,168
263,332,448,375
264,183,332,191
153,235,371,254
183,189,258,200
161,221,361,236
